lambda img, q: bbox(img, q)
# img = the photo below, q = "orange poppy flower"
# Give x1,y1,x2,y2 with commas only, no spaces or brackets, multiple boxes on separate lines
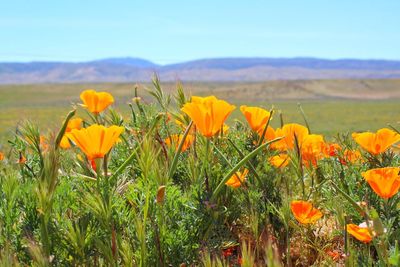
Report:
240,105,271,133
270,123,309,151
269,154,289,168
39,135,49,152
301,134,327,167
80,89,114,114
0,151,4,161
18,153,26,165
60,118,83,149
361,167,400,199
346,224,372,243
352,128,400,155
256,126,276,142
290,200,323,224
68,124,124,160
326,250,342,262
181,96,235,138
225,169,249,188
324,143,341,157
340,149,362,165
164,134,194,152
156,185,166,204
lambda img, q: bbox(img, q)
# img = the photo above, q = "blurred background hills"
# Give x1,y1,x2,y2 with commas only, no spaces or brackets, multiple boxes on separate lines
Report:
2,57,400,84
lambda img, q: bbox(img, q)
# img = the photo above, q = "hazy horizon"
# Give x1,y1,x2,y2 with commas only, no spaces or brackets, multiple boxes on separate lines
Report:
3,55,400,65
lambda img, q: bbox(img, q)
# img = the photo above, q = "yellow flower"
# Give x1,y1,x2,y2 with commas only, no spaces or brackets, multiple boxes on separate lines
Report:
225,169,249,188
80,89,114,114
181,96,235,138
60,118,83,149
361,167,400,199
269,154,289,168
290,200,323,224
240,105,271,133
68,124,124,160
164,134,194,152
221,124,229,135
352,128,400,155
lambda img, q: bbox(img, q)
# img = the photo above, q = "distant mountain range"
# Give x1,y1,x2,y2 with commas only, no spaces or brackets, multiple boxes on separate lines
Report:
1,57,400,84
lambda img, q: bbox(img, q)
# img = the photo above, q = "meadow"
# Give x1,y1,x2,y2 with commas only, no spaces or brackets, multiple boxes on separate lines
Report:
1,80,400,141
0,78,400,266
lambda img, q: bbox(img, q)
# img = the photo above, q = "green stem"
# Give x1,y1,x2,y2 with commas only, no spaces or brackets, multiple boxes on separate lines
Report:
39,212,50,257
226,138,262,185
331,181,388,265
204,138,211,193
297,103,311,134
211,137,283,201
54,109,76,150
109,114,162,182
257,109,274,147
168,121,193,178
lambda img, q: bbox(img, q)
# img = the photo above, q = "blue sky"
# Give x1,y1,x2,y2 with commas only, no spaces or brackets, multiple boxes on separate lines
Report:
1,0,399,64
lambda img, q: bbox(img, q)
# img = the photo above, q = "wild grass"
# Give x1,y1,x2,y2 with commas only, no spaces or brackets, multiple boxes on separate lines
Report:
0,79,399,266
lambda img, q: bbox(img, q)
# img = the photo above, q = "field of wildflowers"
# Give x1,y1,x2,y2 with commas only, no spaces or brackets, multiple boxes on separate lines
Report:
0,78,400,266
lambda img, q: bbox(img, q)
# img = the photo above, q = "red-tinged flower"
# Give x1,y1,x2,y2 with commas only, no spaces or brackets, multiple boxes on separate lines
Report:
361,167,400,199
339,149,362,165
156,185,166,204
326,250,343,262
290,200,323,224
324,143,341,157
222,247,235,258
346,223,372,243
18,153,26,165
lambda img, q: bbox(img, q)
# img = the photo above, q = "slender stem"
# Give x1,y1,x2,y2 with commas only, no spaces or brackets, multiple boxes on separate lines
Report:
54,109,76,150
298,103,311,134
204,138,211,194
226,138,262,185
168,121,193,178
109,114,162,182
257,109,274,147
211,137,283,201
39,212,50,257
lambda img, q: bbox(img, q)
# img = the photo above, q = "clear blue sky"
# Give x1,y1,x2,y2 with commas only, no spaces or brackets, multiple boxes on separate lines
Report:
1,0,399,64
